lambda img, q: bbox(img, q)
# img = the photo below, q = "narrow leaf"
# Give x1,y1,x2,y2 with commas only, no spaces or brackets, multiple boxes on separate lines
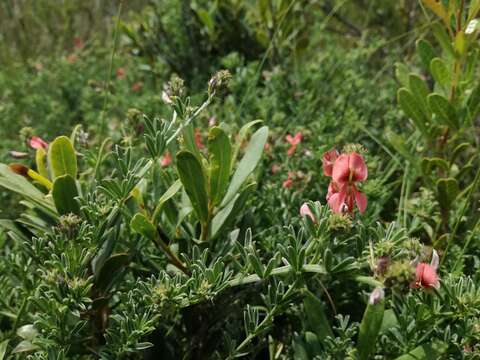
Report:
428,93,457,128
208,127,232,205
221,126,268,206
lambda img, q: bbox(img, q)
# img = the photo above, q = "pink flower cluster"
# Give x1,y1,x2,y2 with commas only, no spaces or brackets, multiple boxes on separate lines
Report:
322,149,367,214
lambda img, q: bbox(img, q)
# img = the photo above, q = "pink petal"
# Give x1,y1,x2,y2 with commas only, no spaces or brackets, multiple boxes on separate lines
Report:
300,203,316,223
29,136,48,150
354,189,367,213
332,154,350,184
322,148,339,177
327,190,346,214
160,152,172,167
349,152,368,182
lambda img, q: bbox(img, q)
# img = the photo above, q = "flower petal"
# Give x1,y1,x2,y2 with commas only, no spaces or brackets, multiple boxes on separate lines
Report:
327,190,346,214
349,152,368,182
332,154,350,184
354,189,367,213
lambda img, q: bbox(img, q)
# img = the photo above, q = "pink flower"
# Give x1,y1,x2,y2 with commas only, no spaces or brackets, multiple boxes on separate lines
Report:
322,148,339,176
194,128,205,149
271,164,281,174
29,136,48,150
283,172,294,188
326,152,367,214
67,54,78,63
412,250,440,290
132,82,143,92
300,203,316,223
160,151,172,167
116,67,126,79
286,132,302,156
73,37,84,50
208,116,216,127
413,263,439,289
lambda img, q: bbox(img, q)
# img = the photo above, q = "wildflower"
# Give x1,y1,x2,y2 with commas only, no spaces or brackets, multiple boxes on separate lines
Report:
300,202,316,223
368,287,385,305
322,148,339,176
327,152,367,214
67,54,78,63
271,164,281,174
283,172,294,188
208,116,216,127
194,128,205,149
116,67,126,79
29,136,48,150
412,249,440,290
73,36,84,50
132,82,143,92
161,152,172,167
286,132,302,156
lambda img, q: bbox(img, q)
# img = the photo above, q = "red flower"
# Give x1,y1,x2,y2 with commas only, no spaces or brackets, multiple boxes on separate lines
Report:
322,148,339,176
116,67,126,79
73,37,84,50
132,82,143,92
413,263,439,289
160,151,172,167
29,136,48,150
412,250,440,290
282,172,294,188
194,128,205,149
286,132,302,156
300,202,316,223
326,152,367,214
67,54,78,63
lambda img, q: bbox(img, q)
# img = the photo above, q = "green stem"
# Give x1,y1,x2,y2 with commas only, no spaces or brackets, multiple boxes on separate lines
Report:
99,0,123,136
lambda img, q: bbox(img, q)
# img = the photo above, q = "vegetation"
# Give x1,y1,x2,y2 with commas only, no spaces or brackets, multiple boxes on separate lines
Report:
0,0,479,359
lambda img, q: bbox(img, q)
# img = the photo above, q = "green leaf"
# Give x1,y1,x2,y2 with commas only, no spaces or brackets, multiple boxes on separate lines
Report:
95,253,130,292
35,148,49,178
430,57,451,87
210,182,256,239
0,340,8,360
0,164,57,217
12,340,39,354
232,119,263,164
357,298,385,360
303,290,333,343
152,180,182,223
221,126,268,206
394,341,448,360
421,0,448,23
428,93,457,128
17,325,38,341
467,84,480,123
131,213,156,240
409,74,430,116
52,174,80,215
395,63,410,87
208,127,232,205
380,309,398,333
437,177,459,210
48,136,77,179
397,88,429,137
421,157,449,176
432,23,455,57
416,39,436,69
176,151,209,222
